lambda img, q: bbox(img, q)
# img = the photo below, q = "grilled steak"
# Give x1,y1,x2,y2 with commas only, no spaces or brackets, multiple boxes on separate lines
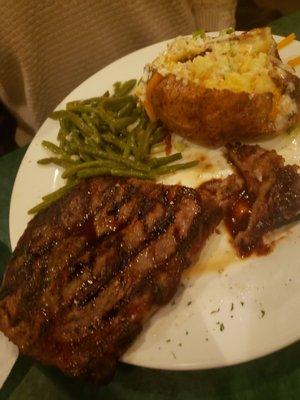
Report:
0,177,222,383
224,143,300,256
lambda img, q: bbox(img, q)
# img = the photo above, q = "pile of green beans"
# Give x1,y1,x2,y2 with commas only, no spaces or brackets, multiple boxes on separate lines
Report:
29,79,198,214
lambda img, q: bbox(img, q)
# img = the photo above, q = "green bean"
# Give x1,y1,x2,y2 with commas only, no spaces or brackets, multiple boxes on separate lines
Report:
58,119,71,148
77,167,151,180
79,152,94,162
66,101,86,110
57,128,64,144
51,110,95,138
134,121,155,161
88,113,102,128
28,182,78,214
134,128,145,161
103,95,135,111
62,160,124,179
98,150,150,171
42,140,68,156
118,101,135,117
41,182,78,201
64,104,94,114
62,141,75,155
67,111,96,138
114,116,137,130
150,126,166,144
32,78,201,215
71,131,85,147
141,122,157,160
102,133,126,151
28,200,55,215
123,141,130,158
150,160,198,176
94,105,116,130
77,167,113,179
123,130,134,158
115,79,137,96
67,139,150,172
37,157,79,168
110,168,152,180
149,153,182,168
82,114,101,144
50,110,68,120
66,96,102,110
94,104,137,131
113,81,122,94
66,176,78,185
129,131,137,155
102,151,149,171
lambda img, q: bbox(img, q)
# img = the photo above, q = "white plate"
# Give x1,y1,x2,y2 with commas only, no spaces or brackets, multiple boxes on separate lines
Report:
6,34,300,375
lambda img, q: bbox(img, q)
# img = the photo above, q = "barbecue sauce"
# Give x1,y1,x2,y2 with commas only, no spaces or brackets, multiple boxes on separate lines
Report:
76,215,98,244
224,190,253,237
224,190,270,258
165,133,172,155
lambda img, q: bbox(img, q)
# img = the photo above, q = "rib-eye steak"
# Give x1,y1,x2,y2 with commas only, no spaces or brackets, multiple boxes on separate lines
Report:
224,143,300,256
0,177,222,383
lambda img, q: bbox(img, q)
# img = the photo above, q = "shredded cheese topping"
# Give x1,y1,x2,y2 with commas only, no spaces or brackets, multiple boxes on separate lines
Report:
277,33,296,50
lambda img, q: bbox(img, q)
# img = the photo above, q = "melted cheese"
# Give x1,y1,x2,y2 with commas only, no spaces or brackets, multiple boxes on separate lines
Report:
150,28,278,94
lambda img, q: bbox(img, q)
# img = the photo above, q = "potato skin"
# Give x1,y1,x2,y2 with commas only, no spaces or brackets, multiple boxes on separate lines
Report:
150,74,297,147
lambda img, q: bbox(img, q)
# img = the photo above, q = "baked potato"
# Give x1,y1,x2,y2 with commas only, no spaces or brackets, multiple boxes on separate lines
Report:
137,28,300,147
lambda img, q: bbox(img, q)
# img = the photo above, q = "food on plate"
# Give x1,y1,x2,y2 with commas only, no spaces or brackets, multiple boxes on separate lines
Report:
288,55,300,68
32,80,197,214
1,141,299,382
0,177,222,383
224,143,300,256
277,33,296,50
137,27,300,146
194,143,300,256
0,144,300,382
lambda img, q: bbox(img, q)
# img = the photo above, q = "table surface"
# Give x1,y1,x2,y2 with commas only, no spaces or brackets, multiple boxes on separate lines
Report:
1,13,300,399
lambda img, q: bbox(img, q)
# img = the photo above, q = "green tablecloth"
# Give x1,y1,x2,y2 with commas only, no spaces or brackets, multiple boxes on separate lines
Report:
1,13,300,399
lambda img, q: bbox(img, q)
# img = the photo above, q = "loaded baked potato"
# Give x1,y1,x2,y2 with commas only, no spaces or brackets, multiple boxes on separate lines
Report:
137,28,300,147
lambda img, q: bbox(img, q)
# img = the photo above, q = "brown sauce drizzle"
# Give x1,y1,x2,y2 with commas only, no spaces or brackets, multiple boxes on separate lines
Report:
223,190,271,258
165,133,172,155
76,215,98,244
224,190,253,237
